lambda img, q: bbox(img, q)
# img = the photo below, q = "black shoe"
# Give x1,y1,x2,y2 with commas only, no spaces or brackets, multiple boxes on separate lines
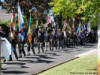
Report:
3,59,6,63
17,58,18,61
32,49,35,54
16,57,18,61
9,55,12,61
23,53,26,57
19,55,22,58
32,52,35,55
9,58,12,61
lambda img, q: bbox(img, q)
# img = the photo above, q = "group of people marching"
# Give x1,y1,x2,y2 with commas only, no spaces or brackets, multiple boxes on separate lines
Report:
0,23,97,62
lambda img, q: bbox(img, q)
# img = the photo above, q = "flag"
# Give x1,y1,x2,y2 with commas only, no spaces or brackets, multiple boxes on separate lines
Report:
28,14,32,43
29,14,32,26
10,12,16,29
35,20,38,28
87,22,91,32
47,9,55,24
9,11,16,39
80,24,85,38
81,24,84,31
77,23,81,35
18,3,24,41
49,9,54,22
64,20,67,27
28,27,32,43
55,23,57,32
72,18,75,30
48,14,51,24
63,20,67,30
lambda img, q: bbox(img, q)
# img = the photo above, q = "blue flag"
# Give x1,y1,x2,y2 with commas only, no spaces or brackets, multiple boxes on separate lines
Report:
49,9,55,22
55,23,57,32
80,24,85,38
18,3,24,41
77,23,81,34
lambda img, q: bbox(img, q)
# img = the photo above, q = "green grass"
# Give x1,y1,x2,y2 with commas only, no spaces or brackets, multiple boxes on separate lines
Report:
38,55,97,75
0,21,10,26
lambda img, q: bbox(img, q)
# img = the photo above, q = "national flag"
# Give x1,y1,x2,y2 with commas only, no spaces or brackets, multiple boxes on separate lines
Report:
10,12,16,29
77,23,81,35
48,14,51,24
80,24,85,38
18,3,24,41
28,14,32,43
55,22,57,32
29,14,32,26
87,22,91,32
9,11,16,39
28,27,32,43
63,20,67,30
81,24,84,31
49,9,54,22
35,20,38,28
72,18,75,30
64,20,67,27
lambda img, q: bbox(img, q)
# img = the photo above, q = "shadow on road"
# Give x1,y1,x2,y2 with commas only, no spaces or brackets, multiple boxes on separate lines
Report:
2,70,29,74
45,52,60,56
2,62,26,65
36,55,55,59
34,58,54,63
18,59,34,63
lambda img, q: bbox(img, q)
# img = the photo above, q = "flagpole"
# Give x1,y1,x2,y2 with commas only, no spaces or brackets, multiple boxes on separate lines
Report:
17,2,19,32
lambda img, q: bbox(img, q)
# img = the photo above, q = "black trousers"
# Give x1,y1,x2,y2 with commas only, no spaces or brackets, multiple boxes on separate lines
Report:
18,42,26,57
37,42,44,53
27,42,31,52
28,42,36,54
31,42,36,54
11,44,18,60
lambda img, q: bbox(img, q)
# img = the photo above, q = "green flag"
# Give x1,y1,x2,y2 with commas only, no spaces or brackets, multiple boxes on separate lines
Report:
28,13,32,43
29,14,32,26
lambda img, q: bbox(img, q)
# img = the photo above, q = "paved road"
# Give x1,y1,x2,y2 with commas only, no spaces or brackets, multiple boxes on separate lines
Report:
1,43,97,75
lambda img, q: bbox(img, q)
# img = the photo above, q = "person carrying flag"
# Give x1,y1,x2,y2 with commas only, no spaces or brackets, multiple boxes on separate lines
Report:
17,3,26,58
80,24,86,45
27,11,32,55
9,11,18,61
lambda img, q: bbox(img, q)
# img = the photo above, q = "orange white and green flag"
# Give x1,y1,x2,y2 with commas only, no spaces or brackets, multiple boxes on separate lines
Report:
28,13,32,43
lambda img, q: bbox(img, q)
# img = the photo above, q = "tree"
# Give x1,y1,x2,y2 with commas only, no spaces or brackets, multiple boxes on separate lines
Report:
49,0,100,29
2,0,52,29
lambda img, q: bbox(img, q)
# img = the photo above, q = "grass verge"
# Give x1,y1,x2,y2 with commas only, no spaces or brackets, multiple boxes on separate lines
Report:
38,55,97,75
